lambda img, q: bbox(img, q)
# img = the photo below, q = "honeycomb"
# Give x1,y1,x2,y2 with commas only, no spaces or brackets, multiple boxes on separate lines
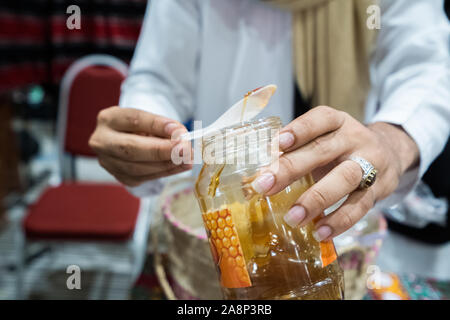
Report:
202,208,252,288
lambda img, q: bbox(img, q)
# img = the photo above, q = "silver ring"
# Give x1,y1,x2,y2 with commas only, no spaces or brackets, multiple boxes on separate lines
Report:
349,156,378,189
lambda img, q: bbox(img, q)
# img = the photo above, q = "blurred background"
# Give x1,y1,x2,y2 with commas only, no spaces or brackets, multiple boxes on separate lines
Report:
0,0,449,300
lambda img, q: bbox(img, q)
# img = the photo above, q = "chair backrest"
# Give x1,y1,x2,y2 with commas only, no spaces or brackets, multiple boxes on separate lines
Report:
57,54,127,178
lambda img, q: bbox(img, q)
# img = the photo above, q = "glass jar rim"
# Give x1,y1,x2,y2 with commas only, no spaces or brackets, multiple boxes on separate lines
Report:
202,116,282,147
201,116,282,166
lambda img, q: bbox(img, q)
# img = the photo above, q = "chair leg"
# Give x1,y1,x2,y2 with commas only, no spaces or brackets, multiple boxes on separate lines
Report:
15,234,26,299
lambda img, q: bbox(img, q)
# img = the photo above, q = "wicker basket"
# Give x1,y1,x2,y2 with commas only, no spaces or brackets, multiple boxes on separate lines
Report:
152,177,222,300
335,210,387,300
153,177,387,300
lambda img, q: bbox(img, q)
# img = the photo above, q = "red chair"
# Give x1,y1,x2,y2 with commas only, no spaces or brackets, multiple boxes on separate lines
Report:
17,55,151,299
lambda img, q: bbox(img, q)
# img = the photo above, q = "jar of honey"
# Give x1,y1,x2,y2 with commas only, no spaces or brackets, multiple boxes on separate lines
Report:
194,117,344,300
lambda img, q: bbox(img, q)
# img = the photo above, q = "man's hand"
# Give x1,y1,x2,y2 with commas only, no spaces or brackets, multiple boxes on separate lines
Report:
89,106,192,186
251,106,419,241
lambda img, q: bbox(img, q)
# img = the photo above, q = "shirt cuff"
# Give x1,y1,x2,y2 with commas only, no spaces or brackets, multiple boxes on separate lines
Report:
370,101,441,208
125,170,193,198
126,179,166,198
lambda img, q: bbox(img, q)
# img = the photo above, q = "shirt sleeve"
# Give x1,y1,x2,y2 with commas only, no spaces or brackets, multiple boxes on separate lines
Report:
119,0,201,122
119,0,201,197
365,0,450,207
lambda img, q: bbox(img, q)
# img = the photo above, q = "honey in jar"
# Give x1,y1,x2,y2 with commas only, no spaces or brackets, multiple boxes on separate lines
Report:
195,117,344,300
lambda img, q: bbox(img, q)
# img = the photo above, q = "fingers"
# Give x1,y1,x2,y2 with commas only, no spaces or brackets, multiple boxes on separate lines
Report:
98,107,185,138
252,130,350,195
282,160,363,228
91,128,181,162
89,106,192,186
96,138,193,187
277,106,345,151
312,188,375,241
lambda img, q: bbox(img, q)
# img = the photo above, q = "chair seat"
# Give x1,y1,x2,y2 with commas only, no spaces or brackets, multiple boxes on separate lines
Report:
24,183,140,241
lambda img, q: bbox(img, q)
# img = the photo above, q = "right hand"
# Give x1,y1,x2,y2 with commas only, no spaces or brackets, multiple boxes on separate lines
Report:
89,106,192,187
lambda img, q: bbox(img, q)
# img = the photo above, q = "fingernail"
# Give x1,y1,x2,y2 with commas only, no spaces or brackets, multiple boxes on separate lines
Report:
251,173,275,194
313,225,332,242
278,132,295,150
164,123,179,136
170,144,183,165
284,206,306,228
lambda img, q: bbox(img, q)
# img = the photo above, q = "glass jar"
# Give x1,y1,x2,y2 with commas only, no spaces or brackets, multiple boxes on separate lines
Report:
194,117,344,300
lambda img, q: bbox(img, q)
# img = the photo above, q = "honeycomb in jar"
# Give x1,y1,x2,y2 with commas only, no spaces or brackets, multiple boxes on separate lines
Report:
202,208,252,288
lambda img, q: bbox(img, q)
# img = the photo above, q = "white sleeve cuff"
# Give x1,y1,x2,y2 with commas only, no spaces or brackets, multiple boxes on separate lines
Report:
370,99,449,208
126,179,166,198
125,171,194,198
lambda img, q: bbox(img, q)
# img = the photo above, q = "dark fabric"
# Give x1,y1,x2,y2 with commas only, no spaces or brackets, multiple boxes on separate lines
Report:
24,183,140,241
0,0,146,93
293,81,311,118
388,138,450,244
0,100,22,218
446,0,450,19
17,130,40,163
423,139,450,200
64,65,124,157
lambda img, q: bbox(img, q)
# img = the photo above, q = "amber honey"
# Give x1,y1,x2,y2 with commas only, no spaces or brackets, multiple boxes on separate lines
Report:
195,117,344,300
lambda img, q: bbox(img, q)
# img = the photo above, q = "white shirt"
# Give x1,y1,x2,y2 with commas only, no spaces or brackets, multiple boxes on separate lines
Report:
120,0,450,205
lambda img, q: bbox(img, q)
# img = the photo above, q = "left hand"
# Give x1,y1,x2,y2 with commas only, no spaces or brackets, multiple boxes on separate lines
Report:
251,106,419,241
